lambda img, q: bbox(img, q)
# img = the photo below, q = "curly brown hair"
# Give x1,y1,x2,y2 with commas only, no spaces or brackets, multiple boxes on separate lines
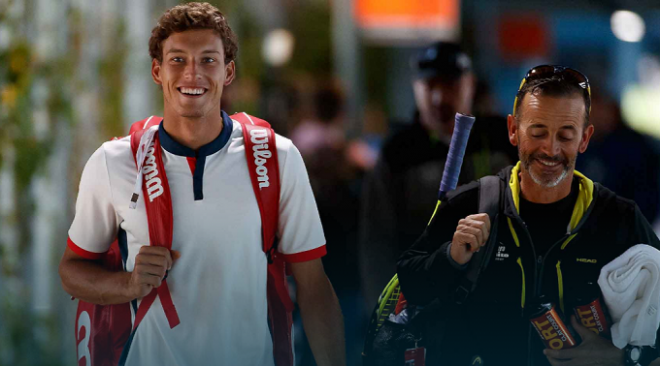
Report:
149,2,238,64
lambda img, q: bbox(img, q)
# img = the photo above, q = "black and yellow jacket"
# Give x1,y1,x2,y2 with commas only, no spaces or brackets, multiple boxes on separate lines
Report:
397,163,660,366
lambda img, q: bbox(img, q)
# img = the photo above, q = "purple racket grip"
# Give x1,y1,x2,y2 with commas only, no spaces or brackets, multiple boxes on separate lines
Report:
438,113,476,200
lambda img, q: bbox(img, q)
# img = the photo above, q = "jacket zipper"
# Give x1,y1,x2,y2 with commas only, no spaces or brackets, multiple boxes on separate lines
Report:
517,216,570,298
555,234,577,315
514,217,572,366
516,258,526,309
537,235,571,296
515,217,539,295
514,217,538,366
556,261,564,313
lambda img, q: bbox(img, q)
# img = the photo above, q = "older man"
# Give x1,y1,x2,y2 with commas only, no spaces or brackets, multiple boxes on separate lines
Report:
397,65,660,365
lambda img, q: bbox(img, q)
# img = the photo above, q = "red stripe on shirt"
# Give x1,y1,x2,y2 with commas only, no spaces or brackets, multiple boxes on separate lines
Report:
186,157,196,175
67,237,104,260
282,245,327,263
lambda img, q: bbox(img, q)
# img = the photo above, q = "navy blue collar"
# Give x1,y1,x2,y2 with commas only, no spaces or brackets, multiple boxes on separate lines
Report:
158,111,234,157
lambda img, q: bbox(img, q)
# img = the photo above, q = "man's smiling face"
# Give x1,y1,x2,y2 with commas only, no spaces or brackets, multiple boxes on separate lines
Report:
151,29,235,119
509,92,593,188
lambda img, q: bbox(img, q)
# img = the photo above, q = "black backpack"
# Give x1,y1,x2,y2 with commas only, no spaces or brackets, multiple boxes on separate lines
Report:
362,176,503,366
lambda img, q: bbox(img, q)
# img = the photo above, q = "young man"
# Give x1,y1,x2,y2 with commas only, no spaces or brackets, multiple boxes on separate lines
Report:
397,65,660,365
58,3,345,365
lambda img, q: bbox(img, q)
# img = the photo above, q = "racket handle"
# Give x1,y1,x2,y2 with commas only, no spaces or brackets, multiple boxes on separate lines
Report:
438,113,476,200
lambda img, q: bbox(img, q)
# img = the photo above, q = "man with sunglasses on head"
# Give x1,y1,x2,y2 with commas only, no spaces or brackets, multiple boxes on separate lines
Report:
397,65,660,365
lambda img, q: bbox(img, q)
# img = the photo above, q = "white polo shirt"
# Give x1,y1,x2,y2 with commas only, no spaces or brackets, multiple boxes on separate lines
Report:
68,112,326,366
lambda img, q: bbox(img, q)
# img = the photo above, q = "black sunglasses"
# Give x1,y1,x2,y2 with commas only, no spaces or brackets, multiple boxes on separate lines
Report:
512,65,591,116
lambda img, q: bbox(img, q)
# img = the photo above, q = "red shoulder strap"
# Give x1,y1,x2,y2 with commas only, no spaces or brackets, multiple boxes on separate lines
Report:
231,112,294,366
231,112,280,254
128,118,180,331
129,115,162,135
231,111,272,128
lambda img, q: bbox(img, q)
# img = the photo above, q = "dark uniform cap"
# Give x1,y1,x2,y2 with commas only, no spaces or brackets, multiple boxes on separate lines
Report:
412,42,472,80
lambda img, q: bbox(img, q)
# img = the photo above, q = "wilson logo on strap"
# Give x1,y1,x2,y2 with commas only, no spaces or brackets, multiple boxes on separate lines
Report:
143,142,164,202
250,129,272,189
129,125,160,209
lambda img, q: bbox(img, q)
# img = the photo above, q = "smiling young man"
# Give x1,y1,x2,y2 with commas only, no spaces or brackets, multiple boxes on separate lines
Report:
397,65,660,365
58,3,345,366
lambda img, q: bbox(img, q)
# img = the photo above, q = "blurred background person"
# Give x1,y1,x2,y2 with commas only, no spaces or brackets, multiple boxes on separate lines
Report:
290,84,366,366
358,42,518,309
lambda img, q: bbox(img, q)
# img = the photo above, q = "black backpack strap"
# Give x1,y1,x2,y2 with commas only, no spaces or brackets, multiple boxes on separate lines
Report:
454,175,502,304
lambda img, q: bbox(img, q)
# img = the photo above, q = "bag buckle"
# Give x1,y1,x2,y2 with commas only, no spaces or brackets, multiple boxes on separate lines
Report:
266,246,275,264
454,286,469,305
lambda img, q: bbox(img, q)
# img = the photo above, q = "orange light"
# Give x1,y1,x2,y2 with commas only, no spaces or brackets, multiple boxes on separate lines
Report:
355,0,459,29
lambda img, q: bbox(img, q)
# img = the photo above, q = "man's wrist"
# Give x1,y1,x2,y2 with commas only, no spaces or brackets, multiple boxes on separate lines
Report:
445,242,468,271
121,272,138,301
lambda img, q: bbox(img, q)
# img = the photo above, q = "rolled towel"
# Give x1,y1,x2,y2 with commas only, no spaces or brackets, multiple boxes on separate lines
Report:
598,244,660,348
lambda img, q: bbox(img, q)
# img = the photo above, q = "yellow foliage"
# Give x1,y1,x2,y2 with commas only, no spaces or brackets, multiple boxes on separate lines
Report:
1,84,18,109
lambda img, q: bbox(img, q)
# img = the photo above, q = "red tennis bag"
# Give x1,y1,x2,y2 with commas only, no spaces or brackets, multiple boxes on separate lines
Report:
74,113,294,366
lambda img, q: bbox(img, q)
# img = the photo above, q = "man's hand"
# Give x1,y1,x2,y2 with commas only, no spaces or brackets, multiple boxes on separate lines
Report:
450,213,491,265
544,316,625,366
129,247,180,299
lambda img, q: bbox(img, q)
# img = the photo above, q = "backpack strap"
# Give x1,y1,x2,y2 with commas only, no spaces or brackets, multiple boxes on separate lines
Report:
231,112,295,366
454,175,502,304
129,115,162,135
231,112,281,256
128,117,181,330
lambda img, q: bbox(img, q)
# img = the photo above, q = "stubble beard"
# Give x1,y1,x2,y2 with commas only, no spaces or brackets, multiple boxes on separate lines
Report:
519,145,575,188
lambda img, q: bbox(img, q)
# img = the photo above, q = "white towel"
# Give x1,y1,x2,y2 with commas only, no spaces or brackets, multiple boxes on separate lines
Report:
598,244,660,348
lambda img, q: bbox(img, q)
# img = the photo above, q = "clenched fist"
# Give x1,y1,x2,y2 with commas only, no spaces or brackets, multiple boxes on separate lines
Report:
450,213,491,265
128,246,181,299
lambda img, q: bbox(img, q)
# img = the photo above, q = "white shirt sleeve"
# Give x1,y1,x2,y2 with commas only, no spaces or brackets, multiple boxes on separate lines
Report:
67,144,119,259
276,137,327,262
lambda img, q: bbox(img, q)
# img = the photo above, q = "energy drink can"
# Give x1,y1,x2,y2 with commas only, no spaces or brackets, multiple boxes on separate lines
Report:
530,302,578,350
573,282,610,337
